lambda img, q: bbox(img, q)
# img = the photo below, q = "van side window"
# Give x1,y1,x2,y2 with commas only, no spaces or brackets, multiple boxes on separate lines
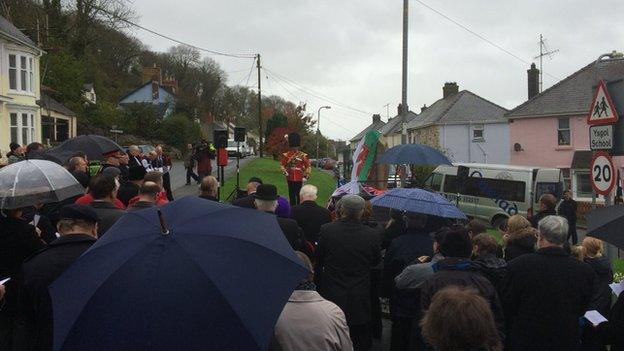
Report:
445,175,526,202
424,173,443,191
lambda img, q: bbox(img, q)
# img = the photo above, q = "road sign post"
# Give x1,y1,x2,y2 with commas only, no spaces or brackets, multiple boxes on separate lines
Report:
590,151,616,196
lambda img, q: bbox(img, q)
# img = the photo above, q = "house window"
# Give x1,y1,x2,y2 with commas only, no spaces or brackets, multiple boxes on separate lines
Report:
558,118,570,145
574,171,593,198
9,111,35,144
8,53,34,93
473,124,484,141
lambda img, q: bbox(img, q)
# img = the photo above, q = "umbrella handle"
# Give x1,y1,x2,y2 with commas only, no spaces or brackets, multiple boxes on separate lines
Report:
157,209,170,235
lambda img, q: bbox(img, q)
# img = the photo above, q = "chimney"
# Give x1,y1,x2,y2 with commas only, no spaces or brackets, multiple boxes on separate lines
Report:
372,114,381,123
421,104,428,113
443,82,459,98
527,63,540,100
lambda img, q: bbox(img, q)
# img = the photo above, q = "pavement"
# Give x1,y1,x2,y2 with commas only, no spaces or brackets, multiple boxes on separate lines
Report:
170,156,255,199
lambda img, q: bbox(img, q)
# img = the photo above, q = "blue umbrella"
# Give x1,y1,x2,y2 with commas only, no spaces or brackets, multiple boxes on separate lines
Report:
377,143,451,165
50,197,307,351
371,187,467,219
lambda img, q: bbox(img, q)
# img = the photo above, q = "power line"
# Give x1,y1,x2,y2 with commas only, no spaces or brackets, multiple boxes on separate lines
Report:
264,69,373,123
263,67,375,116
234,57,256,86
92,5,255,59
414,0,562,81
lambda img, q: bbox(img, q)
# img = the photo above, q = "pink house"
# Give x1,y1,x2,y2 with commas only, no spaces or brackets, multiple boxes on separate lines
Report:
507,60,624,201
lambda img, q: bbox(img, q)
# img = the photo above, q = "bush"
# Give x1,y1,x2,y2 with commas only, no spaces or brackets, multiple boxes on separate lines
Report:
156,114,203,150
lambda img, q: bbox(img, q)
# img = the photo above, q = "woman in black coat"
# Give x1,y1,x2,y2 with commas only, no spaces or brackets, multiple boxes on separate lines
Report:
503,219,537,262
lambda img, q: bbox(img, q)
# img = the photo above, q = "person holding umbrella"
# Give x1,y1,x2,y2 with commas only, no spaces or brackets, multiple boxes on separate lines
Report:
12,204,98,351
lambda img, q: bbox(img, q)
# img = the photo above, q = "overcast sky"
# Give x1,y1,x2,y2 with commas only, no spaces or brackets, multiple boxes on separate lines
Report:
129,0,624,140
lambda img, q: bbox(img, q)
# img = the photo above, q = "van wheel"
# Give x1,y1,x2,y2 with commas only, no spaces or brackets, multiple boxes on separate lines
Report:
492,216,508,231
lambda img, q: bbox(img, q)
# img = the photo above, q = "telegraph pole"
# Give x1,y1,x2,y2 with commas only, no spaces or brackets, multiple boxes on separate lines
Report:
257,54,263,157
401,0,408,144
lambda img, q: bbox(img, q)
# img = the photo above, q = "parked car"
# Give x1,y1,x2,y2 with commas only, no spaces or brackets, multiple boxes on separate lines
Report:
226,140,250,158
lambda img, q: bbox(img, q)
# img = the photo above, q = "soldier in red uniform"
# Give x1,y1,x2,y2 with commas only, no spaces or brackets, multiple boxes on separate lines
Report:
280,133,311,205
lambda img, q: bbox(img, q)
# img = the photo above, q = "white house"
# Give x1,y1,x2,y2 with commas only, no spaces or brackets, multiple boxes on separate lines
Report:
406,83,510,164
0,15,43,147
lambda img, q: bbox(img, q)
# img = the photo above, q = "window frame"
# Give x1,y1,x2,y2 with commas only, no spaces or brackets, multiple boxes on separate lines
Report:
557,117,571,146
9,110,36,145
7,52,35,94
472,124,485,142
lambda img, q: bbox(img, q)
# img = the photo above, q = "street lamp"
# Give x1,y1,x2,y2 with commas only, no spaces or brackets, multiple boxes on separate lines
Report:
316,105,331,166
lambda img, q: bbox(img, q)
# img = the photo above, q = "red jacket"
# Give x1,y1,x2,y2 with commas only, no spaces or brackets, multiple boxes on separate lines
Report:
75,194,125,209
280,150,311,182
127,192,169,207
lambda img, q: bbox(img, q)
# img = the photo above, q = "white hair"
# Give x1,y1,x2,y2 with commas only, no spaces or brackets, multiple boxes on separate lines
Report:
300,184,318,201
255,199,278,212
538,215,569,245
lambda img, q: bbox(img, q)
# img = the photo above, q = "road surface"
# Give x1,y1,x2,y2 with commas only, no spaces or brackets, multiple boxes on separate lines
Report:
170,157,255,199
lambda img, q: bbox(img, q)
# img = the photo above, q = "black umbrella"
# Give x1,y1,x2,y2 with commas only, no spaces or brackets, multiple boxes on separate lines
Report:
43,149,76,165
49,135,123,161
586,205,624,249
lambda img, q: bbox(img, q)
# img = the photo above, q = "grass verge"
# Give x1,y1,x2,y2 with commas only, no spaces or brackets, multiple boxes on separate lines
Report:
220,157,336,206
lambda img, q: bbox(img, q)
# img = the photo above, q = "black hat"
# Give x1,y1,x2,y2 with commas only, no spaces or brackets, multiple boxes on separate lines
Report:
287,132,301,147
101,166,121,178
59,204,99,223
248,177,263,184
254,184,278,201
129,166,147,181
9,142,20,152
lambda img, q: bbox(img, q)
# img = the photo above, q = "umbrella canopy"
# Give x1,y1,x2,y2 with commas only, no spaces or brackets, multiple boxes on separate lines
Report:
370,187,467,219
49,135,123,161
377,143,451,166
50,197,308,351
587,205,624,249
43,149,76,165
0,160,84,209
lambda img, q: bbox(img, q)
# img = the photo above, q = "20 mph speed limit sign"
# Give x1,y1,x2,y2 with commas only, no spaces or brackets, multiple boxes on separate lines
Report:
590,151,616,196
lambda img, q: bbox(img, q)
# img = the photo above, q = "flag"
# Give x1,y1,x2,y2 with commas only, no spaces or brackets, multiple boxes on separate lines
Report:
351,129,381,182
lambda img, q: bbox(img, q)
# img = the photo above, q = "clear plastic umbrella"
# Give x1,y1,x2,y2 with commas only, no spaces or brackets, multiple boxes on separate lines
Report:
0,159,85,209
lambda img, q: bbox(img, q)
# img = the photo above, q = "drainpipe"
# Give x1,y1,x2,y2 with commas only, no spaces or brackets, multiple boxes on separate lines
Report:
476,143,488,163
467,123,472,162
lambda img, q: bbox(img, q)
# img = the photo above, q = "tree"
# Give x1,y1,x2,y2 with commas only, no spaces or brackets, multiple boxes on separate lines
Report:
266,127,293,160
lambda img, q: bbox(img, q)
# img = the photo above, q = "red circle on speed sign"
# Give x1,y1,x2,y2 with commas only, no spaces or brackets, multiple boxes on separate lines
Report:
590,151,616,196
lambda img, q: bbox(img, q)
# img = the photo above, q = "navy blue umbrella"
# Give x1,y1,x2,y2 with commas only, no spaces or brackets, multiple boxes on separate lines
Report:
50,197,307,351
377,143,451,165
371,187,466,219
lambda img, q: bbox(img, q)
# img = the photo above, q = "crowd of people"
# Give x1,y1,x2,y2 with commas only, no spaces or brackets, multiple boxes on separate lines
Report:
1,139,624,351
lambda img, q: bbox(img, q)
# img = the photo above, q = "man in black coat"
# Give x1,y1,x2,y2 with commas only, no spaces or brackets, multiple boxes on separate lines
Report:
501,215,596,351
558,190,578,244
13,204,98,351
88,175,125,237
419,227,505,341
315,194,381,351
231,177,263,209
531,193,558,228
254,184,305,252
289,184,331,244
0,208,45,349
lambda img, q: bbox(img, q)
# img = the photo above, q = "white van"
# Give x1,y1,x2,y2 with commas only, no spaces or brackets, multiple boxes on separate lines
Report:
422,163,565,229
226,140,249,158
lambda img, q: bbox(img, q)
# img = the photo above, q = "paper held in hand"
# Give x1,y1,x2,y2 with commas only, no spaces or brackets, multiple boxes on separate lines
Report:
584,310,608,327
0,278,10,285
610,280,624,297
